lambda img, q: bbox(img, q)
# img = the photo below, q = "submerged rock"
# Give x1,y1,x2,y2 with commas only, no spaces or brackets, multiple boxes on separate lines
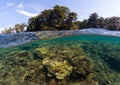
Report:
2,34,118,85
70,56,93,79
42,58,72,80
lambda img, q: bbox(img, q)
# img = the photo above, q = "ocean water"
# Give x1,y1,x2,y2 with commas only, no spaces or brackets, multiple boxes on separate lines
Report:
0,35,120,85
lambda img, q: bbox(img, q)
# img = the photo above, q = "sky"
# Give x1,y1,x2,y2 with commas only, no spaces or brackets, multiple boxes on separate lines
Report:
0,0,120,31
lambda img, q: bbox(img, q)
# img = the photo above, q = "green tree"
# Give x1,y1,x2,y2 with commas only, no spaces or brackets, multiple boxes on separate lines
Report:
78,19,88,29
97,17,105,28
14,24,21,33
27,9,52,31
27,5,78,31
8,27,13,34
2,28,9,34
66,12,77,29
87,12,99,28
14,23,27,32
49,5,71,30
107,17,120,30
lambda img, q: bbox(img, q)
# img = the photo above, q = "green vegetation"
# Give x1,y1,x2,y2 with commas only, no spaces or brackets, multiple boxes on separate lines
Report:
79,13,120,30
2,5,120,34
0,35,120,85
27,5,77,31
2,23,27,34
27,5,120,31
42,58,72,80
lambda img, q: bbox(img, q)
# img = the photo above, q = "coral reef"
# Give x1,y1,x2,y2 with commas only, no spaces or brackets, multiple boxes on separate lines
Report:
0,35,120,85
42,58,72,79
0,42,96,85
70,56,93,80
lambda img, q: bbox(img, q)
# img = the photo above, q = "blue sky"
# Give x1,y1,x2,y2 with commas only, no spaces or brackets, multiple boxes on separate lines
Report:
0,0,120,31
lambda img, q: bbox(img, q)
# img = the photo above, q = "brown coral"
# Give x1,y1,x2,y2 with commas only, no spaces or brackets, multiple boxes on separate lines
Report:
42,58,72,80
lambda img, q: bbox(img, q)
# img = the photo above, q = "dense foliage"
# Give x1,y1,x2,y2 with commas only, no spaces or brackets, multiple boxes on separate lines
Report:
2,5,120,34
2,23,27,34
27,5,120,31
79,13,120,30
27,5,78,31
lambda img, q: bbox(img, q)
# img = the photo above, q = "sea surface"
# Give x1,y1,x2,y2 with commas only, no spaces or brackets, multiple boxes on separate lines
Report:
0,35,120,85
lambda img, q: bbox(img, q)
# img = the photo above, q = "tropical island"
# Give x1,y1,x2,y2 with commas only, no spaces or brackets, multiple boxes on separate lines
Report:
1,5,120,47
2,5,120,34
0,5,120,85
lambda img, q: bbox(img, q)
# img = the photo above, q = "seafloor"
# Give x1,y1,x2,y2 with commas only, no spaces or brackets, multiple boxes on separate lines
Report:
0,35,120,85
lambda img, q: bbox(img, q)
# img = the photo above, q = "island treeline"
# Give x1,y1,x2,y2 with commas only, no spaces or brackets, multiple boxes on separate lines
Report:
2,5,120,34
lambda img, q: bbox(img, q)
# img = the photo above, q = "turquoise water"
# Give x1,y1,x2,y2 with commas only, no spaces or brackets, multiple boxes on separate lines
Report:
0,35,120,85
17,35,120,49
45,34,120,43
19,34,120,54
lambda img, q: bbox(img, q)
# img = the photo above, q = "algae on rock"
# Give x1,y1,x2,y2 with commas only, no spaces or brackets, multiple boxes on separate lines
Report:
0,40,97,85
42,58,72,80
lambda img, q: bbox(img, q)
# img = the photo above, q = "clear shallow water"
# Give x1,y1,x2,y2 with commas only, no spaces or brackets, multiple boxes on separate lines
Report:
45,34,120,43
0,35,120,85
18,35,120,48
1,34,120,51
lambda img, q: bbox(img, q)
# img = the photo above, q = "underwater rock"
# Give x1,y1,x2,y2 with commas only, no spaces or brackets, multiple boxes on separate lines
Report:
42,58,72,80
70,56,93,80
35,47,49,55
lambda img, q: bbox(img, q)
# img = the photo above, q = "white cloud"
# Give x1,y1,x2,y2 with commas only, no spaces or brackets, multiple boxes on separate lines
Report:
17,3,24,9
6,3,15,7
26,3,47,12
16,9,38,17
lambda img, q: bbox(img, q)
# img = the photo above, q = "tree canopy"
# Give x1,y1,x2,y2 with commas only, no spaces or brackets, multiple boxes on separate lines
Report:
87,13,99,28
27,6,120,31
2,23,27,34
2,5,120,34
78,12,120,30
27,5,78,31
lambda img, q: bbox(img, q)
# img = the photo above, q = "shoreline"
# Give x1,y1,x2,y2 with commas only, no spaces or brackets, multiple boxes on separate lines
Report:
0,28,120,48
